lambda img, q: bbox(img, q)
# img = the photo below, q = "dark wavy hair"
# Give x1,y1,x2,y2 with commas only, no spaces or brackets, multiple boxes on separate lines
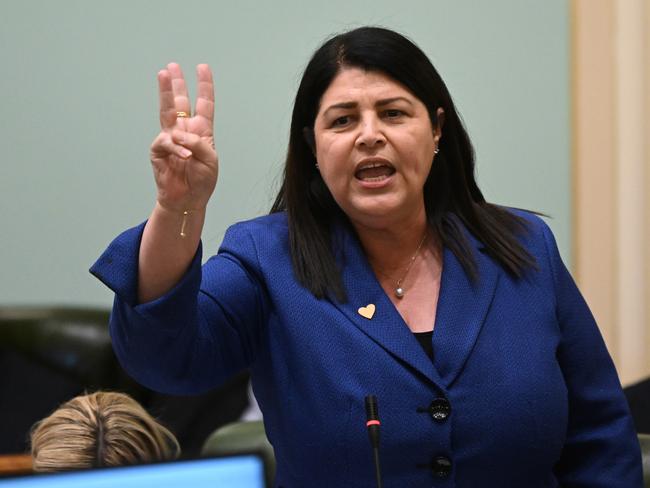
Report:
271,26,536,302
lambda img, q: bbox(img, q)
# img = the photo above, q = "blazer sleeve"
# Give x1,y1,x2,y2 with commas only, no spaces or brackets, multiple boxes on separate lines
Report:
539,223,643,486
90,221,268,395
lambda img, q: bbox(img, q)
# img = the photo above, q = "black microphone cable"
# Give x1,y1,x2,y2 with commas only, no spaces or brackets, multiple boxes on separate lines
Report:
364,395,383,488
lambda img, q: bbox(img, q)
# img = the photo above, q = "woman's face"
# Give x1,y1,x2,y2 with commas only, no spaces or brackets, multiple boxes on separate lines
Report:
313,67,441,229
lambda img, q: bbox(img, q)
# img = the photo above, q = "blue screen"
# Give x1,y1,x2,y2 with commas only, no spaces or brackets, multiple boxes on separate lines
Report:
0,455,266,488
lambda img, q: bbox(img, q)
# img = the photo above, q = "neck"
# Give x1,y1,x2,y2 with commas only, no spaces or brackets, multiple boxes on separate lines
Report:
352,208,430,275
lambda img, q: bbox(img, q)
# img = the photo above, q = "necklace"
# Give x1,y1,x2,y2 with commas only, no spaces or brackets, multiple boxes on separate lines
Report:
393,232,428,299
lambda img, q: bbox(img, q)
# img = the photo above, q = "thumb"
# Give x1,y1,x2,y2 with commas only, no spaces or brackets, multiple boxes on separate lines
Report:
171,130,216,162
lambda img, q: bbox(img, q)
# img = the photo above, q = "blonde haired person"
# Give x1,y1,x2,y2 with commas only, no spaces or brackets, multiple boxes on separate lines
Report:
30,391,180,472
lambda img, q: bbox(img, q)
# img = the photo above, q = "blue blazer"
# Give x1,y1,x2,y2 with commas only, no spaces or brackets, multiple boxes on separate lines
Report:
91,210,642,487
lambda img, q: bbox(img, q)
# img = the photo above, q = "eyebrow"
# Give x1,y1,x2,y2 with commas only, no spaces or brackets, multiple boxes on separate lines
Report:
322,97,414,116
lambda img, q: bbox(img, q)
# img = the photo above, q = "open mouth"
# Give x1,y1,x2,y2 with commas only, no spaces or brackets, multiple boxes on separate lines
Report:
354,162,396,182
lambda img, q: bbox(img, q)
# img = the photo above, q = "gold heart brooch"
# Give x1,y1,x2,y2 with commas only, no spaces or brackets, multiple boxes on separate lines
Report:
357,303,376,320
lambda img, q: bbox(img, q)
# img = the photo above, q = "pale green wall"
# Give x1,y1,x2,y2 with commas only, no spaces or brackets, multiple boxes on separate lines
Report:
0,0,570,306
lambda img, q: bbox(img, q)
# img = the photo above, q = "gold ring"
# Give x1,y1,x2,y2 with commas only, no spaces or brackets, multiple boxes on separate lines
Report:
176,111,189,118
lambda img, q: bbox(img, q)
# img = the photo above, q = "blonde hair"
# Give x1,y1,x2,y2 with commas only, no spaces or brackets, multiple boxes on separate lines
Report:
30,391,180,472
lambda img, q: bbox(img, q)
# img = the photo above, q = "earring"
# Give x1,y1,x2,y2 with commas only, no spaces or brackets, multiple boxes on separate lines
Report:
434,147,440,154
315,162,320,169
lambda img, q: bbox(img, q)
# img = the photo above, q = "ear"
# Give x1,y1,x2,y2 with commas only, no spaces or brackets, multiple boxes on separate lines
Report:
434,108,445,141
303,127,316,155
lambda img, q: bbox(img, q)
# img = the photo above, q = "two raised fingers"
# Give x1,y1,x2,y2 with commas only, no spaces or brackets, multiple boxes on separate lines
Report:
158,63,214,130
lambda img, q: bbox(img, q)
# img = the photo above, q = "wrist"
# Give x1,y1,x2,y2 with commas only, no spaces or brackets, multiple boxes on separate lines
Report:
152,202,207,238
155,200,207,216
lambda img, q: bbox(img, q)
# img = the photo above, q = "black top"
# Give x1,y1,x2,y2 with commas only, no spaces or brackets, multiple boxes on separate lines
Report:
413,330,434,362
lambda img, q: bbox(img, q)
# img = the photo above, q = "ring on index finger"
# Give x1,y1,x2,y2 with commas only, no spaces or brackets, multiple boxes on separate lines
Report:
176,111,189,118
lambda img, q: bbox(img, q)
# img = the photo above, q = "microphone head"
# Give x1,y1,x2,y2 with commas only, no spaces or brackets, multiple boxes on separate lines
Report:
365,395,378,420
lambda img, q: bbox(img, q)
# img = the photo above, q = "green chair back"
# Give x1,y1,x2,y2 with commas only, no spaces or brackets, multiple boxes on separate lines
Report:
0,306,113,386
201,420,275,482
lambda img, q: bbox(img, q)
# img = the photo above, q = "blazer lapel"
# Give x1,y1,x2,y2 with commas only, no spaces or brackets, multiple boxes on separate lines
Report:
329,224,441,385
432,235,500,388
328,220,501,389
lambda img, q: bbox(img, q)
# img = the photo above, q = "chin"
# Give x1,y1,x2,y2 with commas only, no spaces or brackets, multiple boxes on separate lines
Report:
344,204,408,228
345,193,425,226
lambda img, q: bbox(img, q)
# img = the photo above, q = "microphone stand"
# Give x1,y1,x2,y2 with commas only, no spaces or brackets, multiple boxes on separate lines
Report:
365,395,383,488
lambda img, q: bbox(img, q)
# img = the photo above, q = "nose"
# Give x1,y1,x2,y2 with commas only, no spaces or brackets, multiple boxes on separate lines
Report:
355,115,386,148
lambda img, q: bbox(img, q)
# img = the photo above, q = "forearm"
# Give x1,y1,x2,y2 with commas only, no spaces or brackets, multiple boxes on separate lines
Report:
137,202,206,303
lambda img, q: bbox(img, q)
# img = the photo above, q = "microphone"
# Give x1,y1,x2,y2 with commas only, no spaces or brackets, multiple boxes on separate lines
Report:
365,395,383,488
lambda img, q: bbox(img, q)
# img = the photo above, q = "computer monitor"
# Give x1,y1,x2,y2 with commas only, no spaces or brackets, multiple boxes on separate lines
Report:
0,452,269,488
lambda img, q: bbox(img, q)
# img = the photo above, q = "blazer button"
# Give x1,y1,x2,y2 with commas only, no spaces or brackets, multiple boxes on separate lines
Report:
432,456,452,478
429,398,451,422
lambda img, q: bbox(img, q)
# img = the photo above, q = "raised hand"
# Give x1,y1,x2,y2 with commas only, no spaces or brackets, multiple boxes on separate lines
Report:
150,63,218,213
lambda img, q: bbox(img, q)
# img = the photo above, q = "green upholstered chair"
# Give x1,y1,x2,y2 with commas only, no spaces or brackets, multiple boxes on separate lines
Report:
0,306,125,454
640,433,650,487
201,420,275,482
0,306,251,458
0,306,114,386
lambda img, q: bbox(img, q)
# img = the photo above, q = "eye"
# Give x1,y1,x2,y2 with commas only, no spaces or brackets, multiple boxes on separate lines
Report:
384,109,404,119
332,115,351,127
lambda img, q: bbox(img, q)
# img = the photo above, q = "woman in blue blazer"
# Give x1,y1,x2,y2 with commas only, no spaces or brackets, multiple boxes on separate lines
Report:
92,27,642,486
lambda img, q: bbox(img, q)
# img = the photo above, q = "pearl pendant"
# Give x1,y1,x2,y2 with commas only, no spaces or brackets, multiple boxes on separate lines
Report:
395,287,404,298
